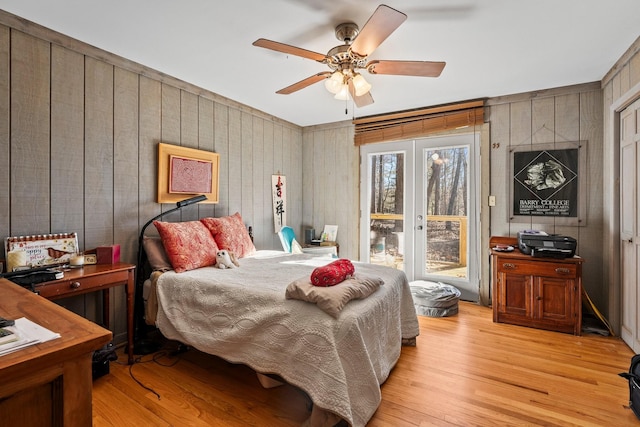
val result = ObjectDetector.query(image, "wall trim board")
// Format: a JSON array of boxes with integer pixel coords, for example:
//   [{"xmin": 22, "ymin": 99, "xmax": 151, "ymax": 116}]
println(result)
[{"xmin": 484, "ymin": 82, "xmax": 601, "ymax": 106}]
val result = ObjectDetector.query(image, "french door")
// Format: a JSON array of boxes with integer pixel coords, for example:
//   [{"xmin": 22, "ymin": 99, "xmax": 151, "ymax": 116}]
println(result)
[{"xmin": 360, "ymin": 133, "xmax": 479, "ymax": 301}]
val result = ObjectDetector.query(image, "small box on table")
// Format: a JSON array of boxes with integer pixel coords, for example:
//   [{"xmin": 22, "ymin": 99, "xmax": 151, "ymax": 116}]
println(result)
[{"xmin": 96, "ymin": 245, "xmax": 120, "ymax": 264}]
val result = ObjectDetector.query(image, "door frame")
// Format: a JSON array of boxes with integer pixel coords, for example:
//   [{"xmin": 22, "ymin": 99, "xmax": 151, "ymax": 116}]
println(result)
[
  {"xmin": 358, "ymin": 125, "xmax": 491, "ymax": 305},
  {"xmin": 609, "ymin": 81, "xmax": 640, "ymax": 335}
]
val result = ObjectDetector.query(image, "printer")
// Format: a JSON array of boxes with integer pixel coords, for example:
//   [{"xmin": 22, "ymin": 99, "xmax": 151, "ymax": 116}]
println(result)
[{"xmin": 517, "ymin": 230, "xmax": 577, "ymax": 259}]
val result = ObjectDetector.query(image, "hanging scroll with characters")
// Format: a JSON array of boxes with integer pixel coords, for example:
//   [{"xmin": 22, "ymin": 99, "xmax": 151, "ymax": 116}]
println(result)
[{"xmin": 272, "ymin": 174, "xmax": 287, "ymax": 232}]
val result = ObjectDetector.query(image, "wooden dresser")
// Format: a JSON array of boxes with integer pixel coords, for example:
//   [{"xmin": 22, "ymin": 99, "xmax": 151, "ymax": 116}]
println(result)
[
  {"xmin": 0, "ymin": 278, "xmax": 112, "ymax": 426},
  {"xmin": 490, "ymin": 236, "xmax": 583, "ymax": 335}
]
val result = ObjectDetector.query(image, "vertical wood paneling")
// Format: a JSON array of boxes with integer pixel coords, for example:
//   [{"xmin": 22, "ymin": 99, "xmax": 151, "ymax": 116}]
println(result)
[
  {"xmin": 198, "ymin": 96, "xmax": 215, "ymax": 219},
  {"xmin": 630, "ymin": 53, "xmax": 640, "ymax": 87},
  {"xmin": 179, "ymin": 90, "xmax": 199, "ymax": 222},
  {"xmin": 555, "ymin": 93, "xmax": 580, "ymax": 142},
  {"xmin": 509, "ymin": 101, "xmax": 532, "ymax": 147},
  {"xmin": 214, "ymin": 103, "xmax": 230, "ymax": 216},
  {"xmin": 252, "ymin": 117, "xmax": 265, "ymax": 243},
  {"xmin": 180, "ymin": 91, "xmax": 198, "ymax": 149},
  {"xmin": 138, "ymin": 76, "xmax": 162, "ymax": 235},
  {"xmin": 10, "ymin": 31, "xmax": 50, "ymax": 236},
  {"xmin": 241, "ymin": 111, "xmax": 253, "ymax": 221},
  {"xmin": 0, "ymin": 26, "xmax": 9, "ymax": 242},
  {"xmin": 487, "ymin": 103, "xmax": 510, "ymax": 231},
  {"xmin": 301, "ymin": 131, "xmax": 314, "ymax": 234},
  {"xmin": 227, "ymin": 108, "xmax": 242, "ymax": 215},
  {"xmin": 160, "ymin": 84, "xmax": 181, "ymax": 221},
  {"xmin": 51, "ymin": 45, "xmax": 84, "ymax": 237},
  {"xmin": 289, "ymin": 127, "xmax": 303, "ymax": 244},
  {"xmin": 113, "ymin": 66, "xmax": 139, "ymax": 339},
  {"xmin": 84, "ymin": 57, "xmax": 114, "ymax": 249},
  {"xmin": 323, "ymin": 129, "xmax": 337, "ymax": 227},
  {"xmin": 531, "ymin": 97, "xmax": 555, "ymax": 143},
  {"xmin": 113, "ymin": 67, "xmax": 139, "ymax": 262},
  {"xmin": 262, "ymin": 120, "xmax": 275, "ymax": 242},
  {"xmin": 334, "ymin": 127, "xmax": 350, "ymax": 257},
  {"xmin": 579, "ymin": 90, "xmax": 604, "ymax": 304},
  {"xmin": 312, "ymin": 132, "xmax": 326, "ymax": 233},
  {"xmin": 619, "ymin": 64, "xmax": 630, "ymax": 95}
]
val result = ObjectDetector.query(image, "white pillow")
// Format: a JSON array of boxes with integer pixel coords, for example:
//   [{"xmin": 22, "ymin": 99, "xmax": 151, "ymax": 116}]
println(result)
[{"xmin": 291, "ymin": 238, "xmax": 303, "ymax": 254}]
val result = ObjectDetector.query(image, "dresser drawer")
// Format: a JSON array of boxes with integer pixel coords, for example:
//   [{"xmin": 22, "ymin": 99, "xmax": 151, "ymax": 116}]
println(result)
[
  {"xmin": 495, "ymin": 258, "xmax": 577, "ymax": 278},
  {"xmin": 36, "ymin": 269, "xmax": 130, "ymax": 299}
]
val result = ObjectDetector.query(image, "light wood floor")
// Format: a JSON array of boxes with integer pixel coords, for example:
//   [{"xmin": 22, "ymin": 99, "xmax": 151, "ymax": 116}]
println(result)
[{"xmin": 93, "ymin": 302, "xmax": 637, "ymax": 426}]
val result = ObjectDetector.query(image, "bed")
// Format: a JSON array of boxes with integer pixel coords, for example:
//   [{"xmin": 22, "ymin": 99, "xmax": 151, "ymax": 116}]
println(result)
[{"xmin": 140, "ymin": 213, "xmax": 419, "ymax": 427}]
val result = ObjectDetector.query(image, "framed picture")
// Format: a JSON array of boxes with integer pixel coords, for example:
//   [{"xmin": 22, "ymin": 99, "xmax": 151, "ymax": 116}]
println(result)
[
  {"xmin": 509, "ymin": 141, "xmax": 586, "ymax": 226},
  {"xmin": 157, "ymin": 143, "xmax": 220, "ymax": 204}
]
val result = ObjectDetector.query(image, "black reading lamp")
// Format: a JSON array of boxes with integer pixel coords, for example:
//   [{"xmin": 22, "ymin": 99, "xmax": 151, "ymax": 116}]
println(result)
[{"xmin": 133, "ymin": 194, "xmax": 207, "ymax": 355}]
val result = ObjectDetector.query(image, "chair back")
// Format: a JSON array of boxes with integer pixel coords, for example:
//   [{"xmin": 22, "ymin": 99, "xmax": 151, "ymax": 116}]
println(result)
[{"xmin": 278, "ymin": 226, "xmax": 296, "ymax": 253}]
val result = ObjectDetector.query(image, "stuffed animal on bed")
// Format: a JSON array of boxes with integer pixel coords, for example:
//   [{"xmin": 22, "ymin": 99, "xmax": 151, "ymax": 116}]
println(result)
[{"xmin": 215, "ymin": 250, "xmax": 240, "ymax": 269}]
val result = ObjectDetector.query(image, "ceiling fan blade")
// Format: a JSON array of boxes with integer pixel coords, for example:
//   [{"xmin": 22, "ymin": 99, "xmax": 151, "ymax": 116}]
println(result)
[
  {"xmin": 348, "ymin": 80, "xmax": 374, "ymax": 107},
  {"xmin": 276, "ymin": 72, "xmax": 331, "ymax": 94},
  {"xmin": 367, "ymin": 60, "xmax": 446, "ymax": 77},
  {"xmin": 349, "ymin": 5, "xmax": 407, "ymax": 57},
  {"xmin": 253, "ymin": 38, "xmax": 327, "ymax": 62}
]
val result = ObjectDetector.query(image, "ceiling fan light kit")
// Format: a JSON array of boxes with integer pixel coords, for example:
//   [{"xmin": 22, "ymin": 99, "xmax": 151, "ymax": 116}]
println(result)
[
  {"xmin": 324, "ymin": 71, "xmax": 345, "ymax": 94},
  {"xmin": 253, "ymin": 4, "xmax": 446, "ymax": 108}
]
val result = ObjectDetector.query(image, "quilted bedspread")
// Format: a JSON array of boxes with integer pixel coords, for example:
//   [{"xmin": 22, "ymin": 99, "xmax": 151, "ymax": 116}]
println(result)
[{"xmin": 154, "ymin": 252, "xmax": 419, "ymax": 427}]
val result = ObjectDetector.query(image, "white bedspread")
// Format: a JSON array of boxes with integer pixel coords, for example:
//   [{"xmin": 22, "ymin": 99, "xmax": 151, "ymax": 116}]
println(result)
[{"xmin": 154, "ymin": 252, "xmax": 419, "ymax": 427}]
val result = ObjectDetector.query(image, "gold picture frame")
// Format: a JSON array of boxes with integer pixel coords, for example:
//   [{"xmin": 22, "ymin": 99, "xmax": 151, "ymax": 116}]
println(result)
[{"xmin": 157, "ymin": 143, "xmax": 220, "ymax": 204}]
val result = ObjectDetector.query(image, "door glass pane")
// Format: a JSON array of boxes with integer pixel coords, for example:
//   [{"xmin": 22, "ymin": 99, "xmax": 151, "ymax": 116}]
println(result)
[
  {"xmin": 369, "ymin": 152, "xmax": 404, "ymax": 270},
  {"xmin": 424, "ymin": 147, "xmax": 468, "ymax": 279}
]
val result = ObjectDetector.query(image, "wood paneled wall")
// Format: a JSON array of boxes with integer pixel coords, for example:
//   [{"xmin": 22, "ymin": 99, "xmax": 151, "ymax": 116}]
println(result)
[
  {"xmin": 0, "ymin": 13, "xmax": 303, "ymax": 343},
  {"xmin": 301, "ymin": 122, "xmax": 359, "ymax": 259},
  {"xmin": 485, "ymin": 83, "xmax": 605, "ymax": 316}
]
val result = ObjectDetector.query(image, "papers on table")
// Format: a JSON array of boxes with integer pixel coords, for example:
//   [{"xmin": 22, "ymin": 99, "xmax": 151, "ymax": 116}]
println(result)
[{"xmin": 0, "ymin": 317, "xmax": 61, "ymax": 356}]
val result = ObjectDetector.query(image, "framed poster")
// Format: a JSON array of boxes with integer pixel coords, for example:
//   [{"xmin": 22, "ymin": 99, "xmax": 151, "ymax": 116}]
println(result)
[
  {"xmin": 509, "ymin": 141, "xmax": 586, "ymax": 226},
  {"xmin": 272, "ymin": 174, "xmax": 286, "ymax": 232},
  {"xmin": 157, "ymin": 143, "xmax": 219, "ymax": 204}
]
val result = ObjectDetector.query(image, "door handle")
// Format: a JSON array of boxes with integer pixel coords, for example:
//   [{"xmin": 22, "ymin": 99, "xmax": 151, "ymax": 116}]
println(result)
[{"xmin": 417, "ymin": 225, "xmax": 423, "ymax": 230}]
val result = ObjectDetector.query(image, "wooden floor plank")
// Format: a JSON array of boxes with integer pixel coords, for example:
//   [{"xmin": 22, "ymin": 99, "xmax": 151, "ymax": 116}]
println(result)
[{"xmin": 93, "ymin": 302, "xmax": 637, "ymax": 426}]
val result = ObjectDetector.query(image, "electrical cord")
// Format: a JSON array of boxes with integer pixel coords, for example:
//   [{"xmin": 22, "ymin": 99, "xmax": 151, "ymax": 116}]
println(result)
[{"xmin": 114, "ymin": 341, "xmax": 189, "ymax": 400}]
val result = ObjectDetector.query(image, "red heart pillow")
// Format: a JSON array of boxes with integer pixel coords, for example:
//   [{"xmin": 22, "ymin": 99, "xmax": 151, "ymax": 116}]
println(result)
[{"xmin": 310, "ymin": 259, "xmax": 355, "ymax": 287}]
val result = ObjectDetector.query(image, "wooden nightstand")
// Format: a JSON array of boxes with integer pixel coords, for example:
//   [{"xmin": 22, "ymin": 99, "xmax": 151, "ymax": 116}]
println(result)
[{"xmin": 33, "ymin": 263, "xmax": 136, "ymax": 364}]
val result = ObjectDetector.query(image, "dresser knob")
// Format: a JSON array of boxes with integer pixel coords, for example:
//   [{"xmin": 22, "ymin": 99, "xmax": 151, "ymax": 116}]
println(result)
[
  {"xmin": 555, "ymin": 268, "xmax": 570, "ymax": 274},
  {"xmin": 502, "ymin": 263, "xmax": 516, "ymax": 269},
  {"xmin": 70, "ymin": 281, "xmax": 81, "ymax": 289}
]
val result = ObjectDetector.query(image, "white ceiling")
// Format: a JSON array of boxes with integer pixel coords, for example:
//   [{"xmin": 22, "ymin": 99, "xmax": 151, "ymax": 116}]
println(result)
[{"xmin": 1, "ymin": 0, "xmax": 639, "ymax": 127}]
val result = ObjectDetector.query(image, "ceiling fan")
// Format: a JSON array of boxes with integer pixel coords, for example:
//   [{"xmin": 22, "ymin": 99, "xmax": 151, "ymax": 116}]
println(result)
[{"xmin": 252, "ymin": 4, "xmax": 446, "ymax": 107}]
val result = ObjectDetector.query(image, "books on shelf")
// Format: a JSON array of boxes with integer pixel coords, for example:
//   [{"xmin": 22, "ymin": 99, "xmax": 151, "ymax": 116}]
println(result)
[{"xmin": 0, "ymin": 317, "xmax": 61, "ymax": 356}]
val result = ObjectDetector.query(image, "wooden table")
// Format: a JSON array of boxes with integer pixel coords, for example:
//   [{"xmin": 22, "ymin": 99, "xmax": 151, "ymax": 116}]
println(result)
[
  {"xmin": 0, "ymin": 278, "xmax": 112, "ymax": 426},
  {"xmin": 33, "ymin": 263, "xmax": 135, "ymax": 364}
]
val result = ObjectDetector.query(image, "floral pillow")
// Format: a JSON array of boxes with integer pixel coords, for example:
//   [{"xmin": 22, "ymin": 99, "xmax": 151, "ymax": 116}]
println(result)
[
  {"xmin": 200, "ymin": 212, "xmax": 256, "ymax": 258},
  {"xmin": 153, "ymin": 220, "xmax": 219, "ymax": 273}
]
